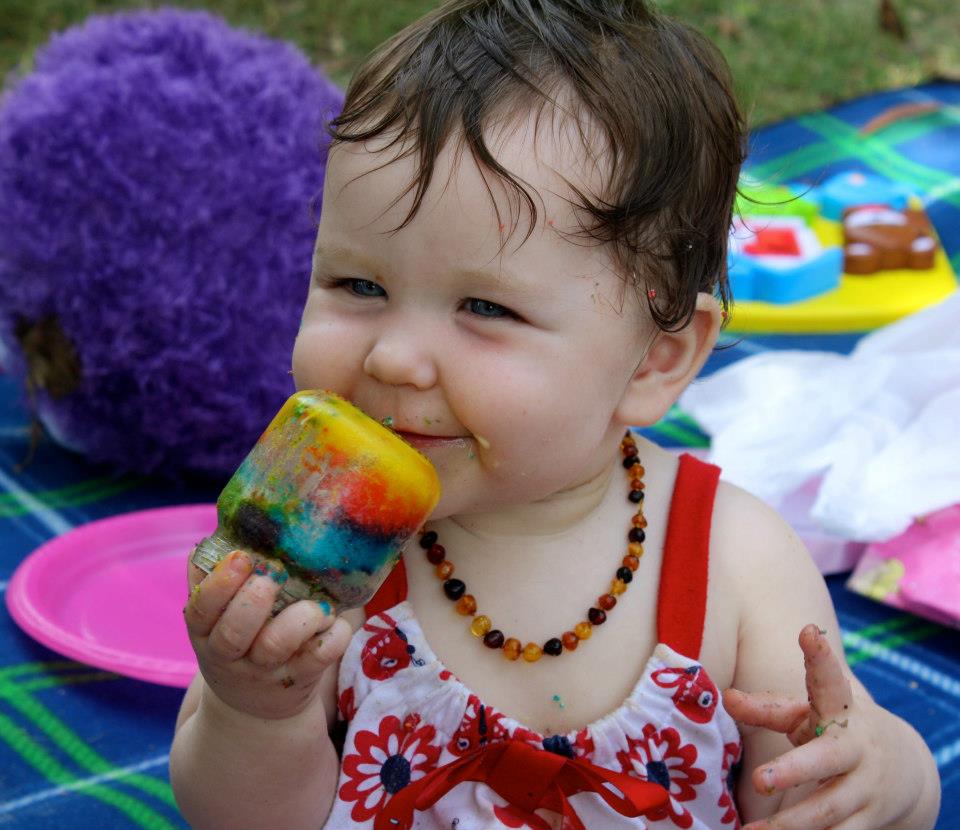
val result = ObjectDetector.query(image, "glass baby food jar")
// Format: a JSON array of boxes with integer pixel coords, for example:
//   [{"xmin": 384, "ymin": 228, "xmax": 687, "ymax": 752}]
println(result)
[{"xmin": 191, "ymin": 391, "xmax": 440, "ymax": 613}]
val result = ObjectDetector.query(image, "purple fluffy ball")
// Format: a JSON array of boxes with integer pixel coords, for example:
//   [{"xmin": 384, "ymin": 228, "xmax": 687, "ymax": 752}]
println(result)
[{"xmin": 0, "ymin": 9, "xmax": 343, "ymax": 478}]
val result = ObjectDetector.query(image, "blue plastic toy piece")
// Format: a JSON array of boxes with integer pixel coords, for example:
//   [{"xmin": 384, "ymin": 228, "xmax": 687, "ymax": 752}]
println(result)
[
  {"xmin": 728, "ymin": 246, "xmax": 843, "ymax": 304},
  {"xmin": 815, "ymin": 172, "xmax": 911, "ymax": 221}
]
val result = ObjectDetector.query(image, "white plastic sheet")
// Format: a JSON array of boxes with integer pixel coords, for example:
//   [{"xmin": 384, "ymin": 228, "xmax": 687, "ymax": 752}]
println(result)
[{"xmin": 681, "ymin": 291, "xmax": 960, "ymax": 541}]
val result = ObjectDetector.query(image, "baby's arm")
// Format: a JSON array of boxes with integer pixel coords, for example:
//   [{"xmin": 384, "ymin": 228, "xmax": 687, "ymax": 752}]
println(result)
[
  {"xmin": 713, "ymin": 485, "xmax": 940, "ymax": 830},
  {"xmin": 168, "ymin": 551, "xmax": 356, "ymax": 830}
]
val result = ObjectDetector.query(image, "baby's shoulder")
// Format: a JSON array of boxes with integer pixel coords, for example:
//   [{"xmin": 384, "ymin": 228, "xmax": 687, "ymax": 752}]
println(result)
[
  {"xmin": 710, "ymin": 479, "xmax": 816, "ymax": 587},
  {"xmin": 707, "ymin": 477, "xmax": 830, "ymax": 626}
]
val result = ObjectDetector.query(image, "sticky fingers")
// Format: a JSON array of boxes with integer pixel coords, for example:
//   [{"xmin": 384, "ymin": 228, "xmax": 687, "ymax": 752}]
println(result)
[
  {"xmin": 287, "ymin": 616, "xmax": 353, "ymax": 677},
  {"xmin": 247, "ymin": 601, "xmax": 335, "ymax": 668},
  {"xmin": 753, "ymin": 727, "xmax": 860, "ymax": 794},
  {"xmin": 800, "ymin": 623, "xmax": 853, "ymax": 720},
  {"xmin": 722, "ymin": 689, "xmax": 810, "ymax": 735},
  {"xmin": 743, "ymin": 776, "xmax": 868, "ymax": 830},
  {"xmin": 205, "ymin": 562, "xmax": 285, "ymax": 660},
  {"xmin": 184, "ymin": 550, "xmax": 253, "ymax": 637}
]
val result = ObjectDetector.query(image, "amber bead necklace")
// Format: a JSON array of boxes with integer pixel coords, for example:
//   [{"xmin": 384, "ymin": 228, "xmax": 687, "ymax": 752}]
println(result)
[{"xmin": 418, "ymin": 431, "xmax": 646, "ymax": 663}]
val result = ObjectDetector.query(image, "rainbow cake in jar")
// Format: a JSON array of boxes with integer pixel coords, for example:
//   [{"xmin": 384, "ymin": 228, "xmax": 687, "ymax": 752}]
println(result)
[{"xmin": 192, "ymin": 391, "xmax": 440, "ymax": 611}]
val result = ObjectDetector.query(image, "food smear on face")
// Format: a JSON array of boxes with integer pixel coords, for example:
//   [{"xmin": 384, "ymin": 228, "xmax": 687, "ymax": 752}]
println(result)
[
  {"xmin": 473, "ymin": 434, "xmax": 491, "ymax": 450},
  {"xmin": 216, "ymin": 391, "xmax": 440, "ymax": 609}
]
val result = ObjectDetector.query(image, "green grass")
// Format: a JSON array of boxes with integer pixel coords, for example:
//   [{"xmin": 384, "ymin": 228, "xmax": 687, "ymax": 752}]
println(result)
[
  {"xmin": 657, "ymin": 0, "xmax": 960, "ymax": 124},
  {"xmin": 2, "ymin": 0, "xmax": 958, "ymax": 125}
]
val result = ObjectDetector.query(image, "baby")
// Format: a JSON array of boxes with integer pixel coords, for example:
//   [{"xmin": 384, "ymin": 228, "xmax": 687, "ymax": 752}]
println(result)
[{"xmin": 170, "ymin": 1, "xmax": 941, "ymax": 828}]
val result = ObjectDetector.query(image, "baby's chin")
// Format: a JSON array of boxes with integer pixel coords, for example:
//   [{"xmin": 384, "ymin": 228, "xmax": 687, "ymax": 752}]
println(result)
[{"xmin": 426, "ymin": 476, "xmax": 586, "ymax": 523}]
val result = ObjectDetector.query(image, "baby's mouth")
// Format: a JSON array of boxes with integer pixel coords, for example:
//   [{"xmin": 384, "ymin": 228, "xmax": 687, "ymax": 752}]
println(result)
[{"xmin": 393, "ymin": 430, "xmax": 473, "ymax": 451}]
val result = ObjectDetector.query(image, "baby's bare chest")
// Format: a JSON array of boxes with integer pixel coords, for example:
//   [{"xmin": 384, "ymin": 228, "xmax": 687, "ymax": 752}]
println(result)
[
  {"xmin": 403, "ymin": 570, "xmax": 737, "ymax": 735},
  {"xmin": 405, "ymin": 593, "xmax": 732, "ymax": 736}
]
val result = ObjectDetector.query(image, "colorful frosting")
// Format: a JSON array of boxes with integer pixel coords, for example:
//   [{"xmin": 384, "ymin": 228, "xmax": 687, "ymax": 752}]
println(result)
[{"xmin": 215, "ymin": 391, "xmax": 440, "ymax": 609}]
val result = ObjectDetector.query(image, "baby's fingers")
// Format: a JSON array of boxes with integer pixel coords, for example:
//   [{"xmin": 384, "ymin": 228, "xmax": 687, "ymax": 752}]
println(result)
[
  {"xmin": 286, "ymin": 616, "xmax": 353, "ymax": 679},
  {"xmin": 723, "ymin": 688, "xmax": 810, "ymax": 735},
  {"xmin": 801, "ymin": 624, "xmax": 853, "ymax": 719},
  {"xmin": 184, "ymin": 550, "xmax": 253, "ymax": 637},
  {"xmin": 753, "ymin": 724, "xmax": 860, "ymax": 794},
  {"xmin": 205, "ymin": 561, "xmax": 283, "ymax": 660},
  {"xmin": 247, "ymin": 601, "xmax": 336, "ymax": 668},
  {"xmin": 743, "ymin": 778, "xmax": 866, "ymax": 830}
]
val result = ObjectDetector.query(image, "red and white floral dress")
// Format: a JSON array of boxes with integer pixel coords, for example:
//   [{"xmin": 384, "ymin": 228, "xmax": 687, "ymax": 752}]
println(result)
[{"xmin": 325, "ymin": 454, "xmax": 742, "ymax": 830}]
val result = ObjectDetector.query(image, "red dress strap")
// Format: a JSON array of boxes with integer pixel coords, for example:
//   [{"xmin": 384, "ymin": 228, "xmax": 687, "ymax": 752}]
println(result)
[
  {"xmin": 364, "ymin": 557, "xmax": 409, "ymax": 618},
  {"xmin": 655, "ymin": 453, "xmax": 721, "ymax": 659}
]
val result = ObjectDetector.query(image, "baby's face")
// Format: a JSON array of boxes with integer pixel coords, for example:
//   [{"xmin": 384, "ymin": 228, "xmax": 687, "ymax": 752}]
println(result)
[{"xmin": 293, "ymin": 115, "xmax": 655, "ymax": 517}]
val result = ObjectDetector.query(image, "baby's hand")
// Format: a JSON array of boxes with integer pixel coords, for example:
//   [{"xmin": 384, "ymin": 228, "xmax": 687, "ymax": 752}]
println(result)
[
  {"xmin": 184, "ymin": 550, "xmax": 351, "ymax": 723},
  {"xmin": 724, "ymin": 624, "xmax": 927, "ymax": 830}
]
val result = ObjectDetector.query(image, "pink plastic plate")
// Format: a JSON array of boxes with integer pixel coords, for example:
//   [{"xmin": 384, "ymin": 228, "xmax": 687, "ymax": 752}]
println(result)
[
  {"xmin": 848, "ymin": 504, "xmax": 960, "ymax": 628},
  {"xmin": 6, "ymin": 504, "xmax": 215, "ymax": 687}
]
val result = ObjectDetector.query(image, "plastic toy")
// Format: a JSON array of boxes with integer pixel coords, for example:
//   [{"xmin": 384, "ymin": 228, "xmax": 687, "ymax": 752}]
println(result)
[
  {"xmin": 816, "ymin": 171, "xmax": 912, "ymax": 221},
  {"xmin": 727, "ymin": 216, "xmax": 843, "ymax": 304},
  {"xmin": 842, "ymin": 205, "xmax": 937, "ymax": 274},
  {"xmin": 726, "ymin": 171, "xmax": 955, "ymax": 332}
]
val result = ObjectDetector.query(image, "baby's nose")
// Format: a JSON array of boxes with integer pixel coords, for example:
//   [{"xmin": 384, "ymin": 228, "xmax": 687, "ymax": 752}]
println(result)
[{"xmin": 362, "ymin": 327, "xmax": 438, "ymax": 390}]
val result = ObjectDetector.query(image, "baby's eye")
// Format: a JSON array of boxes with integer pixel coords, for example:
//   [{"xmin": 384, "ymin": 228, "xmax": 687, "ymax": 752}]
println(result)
[
  {"xmin": 346, "ymin": 278, "xmax": 386, "ymax": 298},
  {"xmin": 464, "ymin": 298, "xmax": 514, "ymax": 319}
]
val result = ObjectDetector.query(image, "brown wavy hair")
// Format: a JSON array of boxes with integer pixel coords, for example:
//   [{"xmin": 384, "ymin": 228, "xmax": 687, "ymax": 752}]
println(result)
[{"xmin": 328, "ymin": 0, "xmax": 747, "ymax": 331}]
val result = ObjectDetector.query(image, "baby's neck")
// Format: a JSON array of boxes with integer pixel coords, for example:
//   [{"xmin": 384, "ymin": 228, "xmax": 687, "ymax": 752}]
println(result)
[{"xmin": 446, "ymin": 454, "xmax": 621, "ymax": 544}]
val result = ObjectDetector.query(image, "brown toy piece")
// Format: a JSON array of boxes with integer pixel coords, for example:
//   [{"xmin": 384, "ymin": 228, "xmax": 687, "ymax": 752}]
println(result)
[{"xmin": 842, "ymin": 205, "xmax": 937, "ymax": 275}]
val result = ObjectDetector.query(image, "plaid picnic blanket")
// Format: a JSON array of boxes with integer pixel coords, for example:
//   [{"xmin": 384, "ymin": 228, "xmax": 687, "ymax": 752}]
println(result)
[
  {"xmin": 2, "ymin": 82, "xmax": 960, "ymax": 829},
  {"xmin": 746, "ymin": 79, "xmax": 960, "ymax": 275}
]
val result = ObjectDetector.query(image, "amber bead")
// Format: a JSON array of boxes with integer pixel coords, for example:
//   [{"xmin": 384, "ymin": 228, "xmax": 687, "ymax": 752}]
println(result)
[
  {"xmin": 443, "ymin": 579, "xmax": 466, "ymax": 600},
  {"xmin": 435, "ymin": 560, "xmax": 455, "ymax": 579},
  {"xmin": 561, "ymin": 631, "xmax": 580, "ymax": 651},
  {"xmin": 622, "ymin": 443, "xmax": 638, "ymax": 457},
  {"xmin": 623, "ymin": 455, "xmax": 640, "ymax": 469},
  {"xmin": 588, "ymin": 607, "xmax": 607, "ymax": 625},
  {"xmin": 610, "ymin": 578, "xmax": 627, "ymax": 595},
  {"xmin": 483, "ymin": 629, "xmax": 505, "ymax": 648},
  {"xmin": 426, "ymin": 544, "xmax": 446, "ymax": 565},
  {"xmin": 522, "ymin": 642, "xmax": 543, "ymax": 662},
  {"xmin": 627, "ymin": 542, "xmax": 644, "ymax": 558},
  {"xmin": 471, "ymin": 615, "xmax": 492, "ymax": 637},
  {"xmin": 623, "ymin": 554, "xmax": 640, "ymax": 571},
  {"xmin": 419, "ymin": 531, "xmax": 438, "ymax": 548},
  {"xmin": 633, "ymin": 466, "xmax": 646, "ymax": 478},
  {"xmin": 503, "ymin": 638, "xmax": 522, "ymax": 660},
  {"xmin": 616, "ymin": 566, "xmax": 634, "ymax": 584},
  {"xmin": 543, "ymin": 638, "xmax": 563, "ymax": 656},
  {"xmin": 628, "ymin": 527, "xmax": 646, "ymax": 544},
  {"xmin": 456, "ymin": 594, "xmax": 477, "ymax": 615},
  {"xmin": 574, "ymin": 621, "xmax": 593, "ymax": 640},
  {"xmin": 628, "ymin": 490, "xmax": 644, "ymax": 503},
  {"xmin": 632, "ymin": 515, "xmax": 648, "ymax": 528},
  {"xmin": 598, "ymin": 593, "xmax": 617, "ymax": 611}
]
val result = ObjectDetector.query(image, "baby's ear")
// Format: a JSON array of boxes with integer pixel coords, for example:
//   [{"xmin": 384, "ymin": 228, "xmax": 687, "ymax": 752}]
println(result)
[{"xmin": 614, "ymin": 293, "xmax": 722, "ymax": 428}]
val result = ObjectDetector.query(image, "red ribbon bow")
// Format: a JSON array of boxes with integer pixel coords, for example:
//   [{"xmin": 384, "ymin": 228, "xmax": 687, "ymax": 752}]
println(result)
[{"xmin": 375, "ymin": 739, "xmax": 668, "ymax": 830}]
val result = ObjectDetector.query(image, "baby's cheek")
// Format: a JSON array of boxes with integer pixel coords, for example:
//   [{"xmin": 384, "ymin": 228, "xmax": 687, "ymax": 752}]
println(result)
[{"xmin": 291, "ymin": 321, "xmax": 354, "ymax": 392}]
